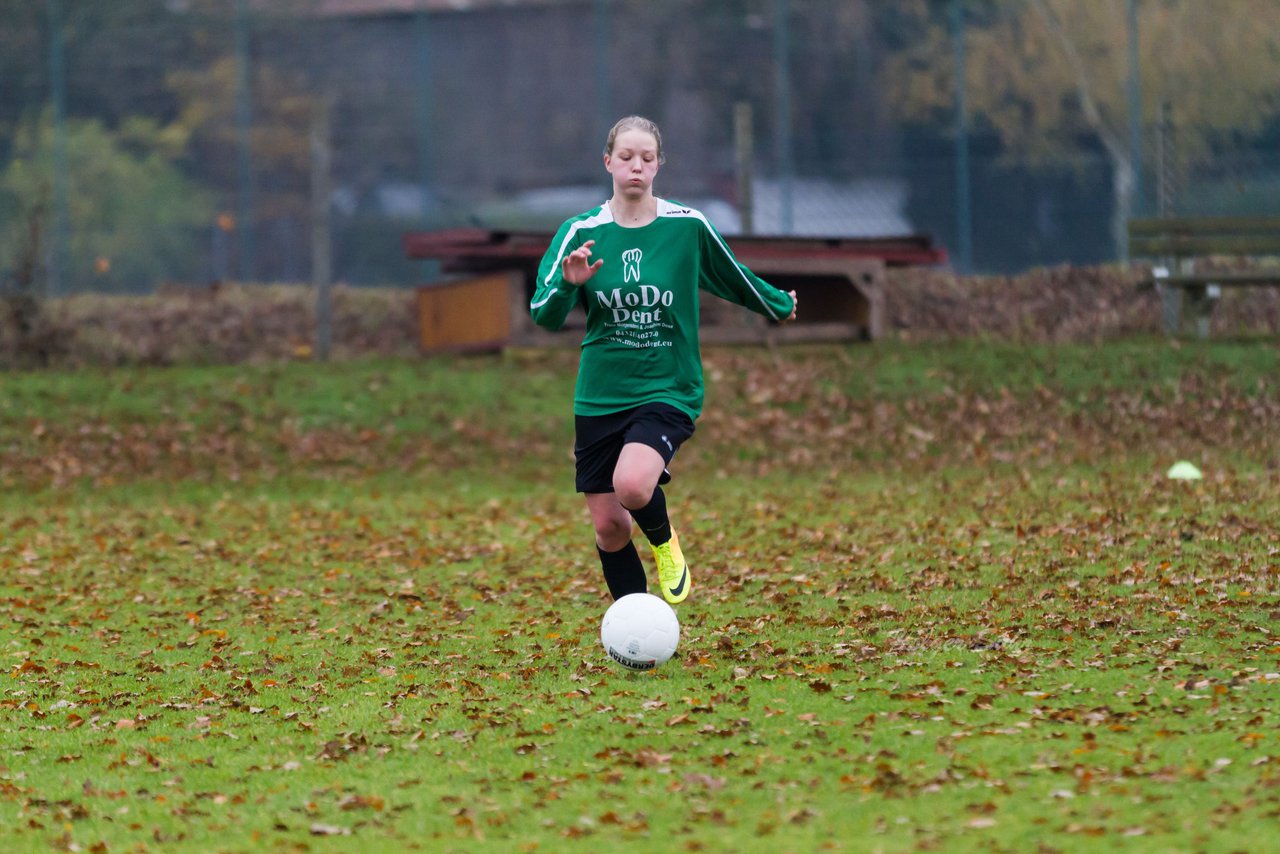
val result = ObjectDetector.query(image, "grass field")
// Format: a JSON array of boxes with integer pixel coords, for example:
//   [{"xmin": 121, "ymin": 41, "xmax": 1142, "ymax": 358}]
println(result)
[{"xmin": 3, "ymin": 339, "xmax": 1278, "ymax": 853}]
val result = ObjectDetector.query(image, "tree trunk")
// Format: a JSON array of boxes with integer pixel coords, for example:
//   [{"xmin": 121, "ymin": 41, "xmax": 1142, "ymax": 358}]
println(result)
[
  {"xmin": 1111, "ymin": 152, "xmax": 1135, "ymax": 262},
  {"xmin": 1031, "ymin": 0, "xmax": 1135, "ymax": 262}
]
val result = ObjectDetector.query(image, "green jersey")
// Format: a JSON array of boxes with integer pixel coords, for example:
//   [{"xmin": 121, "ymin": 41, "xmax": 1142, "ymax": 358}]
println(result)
[{"xmin": 531, "ymin": 199, "xmax": 795, "ymax": 419}]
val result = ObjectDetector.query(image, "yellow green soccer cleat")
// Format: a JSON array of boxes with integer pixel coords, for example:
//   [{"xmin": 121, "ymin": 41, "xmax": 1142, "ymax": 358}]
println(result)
[{"xmin": 651, "ymin": 530, "xmax": 690, "ymax": 604}]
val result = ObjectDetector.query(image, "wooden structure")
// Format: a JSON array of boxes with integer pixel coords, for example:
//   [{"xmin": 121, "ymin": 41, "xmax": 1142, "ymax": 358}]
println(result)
[
  {"xmin": 415, "ymin": 271, "xmax": 523, "ymax": 353},
  {"xmin": 405, "ymin": 228, "xmax": 946, "ymax": 352},
  {"xmin": 1129, "ymin": 216, "xmax": 1280, "ymax": 337}
]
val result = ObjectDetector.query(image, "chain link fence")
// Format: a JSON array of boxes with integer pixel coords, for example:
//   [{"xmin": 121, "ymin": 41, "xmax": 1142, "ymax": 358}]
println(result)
[{"xmin": 2, "ymin": 0, "xmax": 1278, "ymax": 297}]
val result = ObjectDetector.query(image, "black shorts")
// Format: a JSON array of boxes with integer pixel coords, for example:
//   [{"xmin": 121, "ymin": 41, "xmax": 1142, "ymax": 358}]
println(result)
[{"xmin": 574, "ymin": 403, "xmax": 696, "ymax": 494}]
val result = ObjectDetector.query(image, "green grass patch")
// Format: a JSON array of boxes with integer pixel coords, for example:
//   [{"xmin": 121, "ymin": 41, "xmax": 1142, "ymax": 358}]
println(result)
[{"xmin": 3, "ymin": 341, "xmax": 1279, "ymax": 852}]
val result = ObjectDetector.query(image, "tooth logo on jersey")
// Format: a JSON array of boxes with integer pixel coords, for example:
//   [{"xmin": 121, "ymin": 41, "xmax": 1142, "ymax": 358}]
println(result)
[
  {"xmin": 622, "ymin": 248, "xmax": 643, "ymax": 283},
  {"xmin": 594, "ymin": 248, "xmax": 675, "ymax": 341}
]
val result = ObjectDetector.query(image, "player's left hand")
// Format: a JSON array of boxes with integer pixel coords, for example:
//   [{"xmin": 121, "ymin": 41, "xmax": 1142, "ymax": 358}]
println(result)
[{"xmin": 783, "ymin": 290, "xmax": 798, "ymax": 322}]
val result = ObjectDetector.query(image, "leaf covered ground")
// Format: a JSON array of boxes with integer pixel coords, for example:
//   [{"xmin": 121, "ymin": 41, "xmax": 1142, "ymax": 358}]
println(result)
[
  {"xmin": 6, "ymin": 264, "xmax": 1279, "ymax": 369},
  {"xmin": 2, "ymin": 339, "xmax": 1278, "ymax": 853}
]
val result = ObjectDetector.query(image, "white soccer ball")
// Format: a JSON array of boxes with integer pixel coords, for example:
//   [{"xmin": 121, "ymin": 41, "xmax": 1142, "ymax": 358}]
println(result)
[{"xmin": 600, "ymin": 593, "xmax": 680, "ymax": 671}]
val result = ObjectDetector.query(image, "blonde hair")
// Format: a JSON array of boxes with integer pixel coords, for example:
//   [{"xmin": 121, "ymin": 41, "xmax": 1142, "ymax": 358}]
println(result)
[{"xmin": 604, "ymin": 116, "xmax": 665, "ymax": 164}]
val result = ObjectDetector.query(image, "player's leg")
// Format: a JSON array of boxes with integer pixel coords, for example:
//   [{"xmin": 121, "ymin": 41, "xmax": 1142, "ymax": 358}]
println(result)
[
  {"xmin": 585, "ymin": 492, "xmax": 646, "ymax": 599},
  {"xmin": 614, "ymin": 441, "xmax": 689, "ymax": 605},
  {"xmin": 576, "ymin": 410, "xmax": 648, "ymax": 600},
  {"xmin": 612, "ymin": 442, "xmax": 668, "ymax": 536},
  {"xmin": 613, "ymin": 404, "xmax": 695, "ymax": 543}
]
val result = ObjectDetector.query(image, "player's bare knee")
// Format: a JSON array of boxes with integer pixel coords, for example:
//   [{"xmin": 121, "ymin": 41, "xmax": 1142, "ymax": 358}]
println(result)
[
  {"xmin": 612, "ymin": 467, "xmax": 654, "ymax": 509},
  {"xmin": 594, "ymin": 517, "xmax": 632, "ymax": 551},
  {"xmin": 614, "ymin": 479, "xmax": 652, "ymax": 511}
]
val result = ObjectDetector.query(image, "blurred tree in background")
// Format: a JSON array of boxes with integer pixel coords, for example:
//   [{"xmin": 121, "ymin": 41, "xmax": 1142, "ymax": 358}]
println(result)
[
  {"xmin": 881, "ymin": 0, "xmax": 1280, "ymax": 253},
  {"xmin": 167, "ymin": 57, "xmax": 316, "ymax": 233},
  {"xmin": 0, "ymin": 113, "xmax": 213, "ymax": 292}
]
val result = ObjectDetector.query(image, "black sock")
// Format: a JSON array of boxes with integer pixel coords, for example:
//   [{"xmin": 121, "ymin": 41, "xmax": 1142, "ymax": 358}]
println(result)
[
  {"xmin": 625, "ymin": 486, "xmax": 672, "ymax": 547},
  {"xmin": 597, "ymin": 541, "xmax": 647, "ymax": 600}
]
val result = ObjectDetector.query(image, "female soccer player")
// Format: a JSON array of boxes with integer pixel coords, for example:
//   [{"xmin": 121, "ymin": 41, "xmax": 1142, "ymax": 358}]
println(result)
[{"xmin": 530, "ymin": 116, "xmax": 797, "ymax": 604}]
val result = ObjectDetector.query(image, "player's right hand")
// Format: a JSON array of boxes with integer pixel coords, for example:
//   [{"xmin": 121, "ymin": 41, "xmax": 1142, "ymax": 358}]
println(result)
[{"xmin": 562, "ymin": 240, "xmax": 604, "ymax": 285}]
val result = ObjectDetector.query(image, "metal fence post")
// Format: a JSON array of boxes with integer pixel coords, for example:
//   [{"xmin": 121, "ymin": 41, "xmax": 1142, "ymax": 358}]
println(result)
[
  {"xmin": 735, "ymin": 102, "xmax": 755, "ymax": 236},
  {"xmin": 414, "ymin": 10, "xmax": 432, "ymax": 215},
  {"xmin": 311, "ymin": 93, "xmax": 333, "ymax": 362},
  {"xmin": 950, "ymin": 0, "xmax": 972, "ymax": 274},
  {"xmin": 1156, "ymin": 101, "xmax": 1176, "ymax": 218},
  {"xmin": 235, "ymin": 0, "xmax": 255, "ymax": 282},
  {"xmin": 595, "ymin": 0, "xmax": 613, "ymax": 143},
  {"xmin": 1126, "ymin": 0, "xmax": 1143, "ymax": 218},
  {"xmin": 774, "ymin": 0, "xmax": 793, "ymax": 235},
  {"xmin": 47, "ymin": 0, "xmax": 71, "ymax": 296}
]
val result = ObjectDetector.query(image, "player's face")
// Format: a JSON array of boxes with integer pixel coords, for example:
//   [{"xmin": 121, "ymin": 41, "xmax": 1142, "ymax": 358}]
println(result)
[{"xmin": 605, "ymin": 130, "xmax": 661, "ymax": 199}]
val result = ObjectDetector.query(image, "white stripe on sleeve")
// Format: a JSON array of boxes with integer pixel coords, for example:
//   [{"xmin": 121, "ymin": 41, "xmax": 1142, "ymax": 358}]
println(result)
[{"xmin": 661, "ymin": 203, "xmax": 782, "ymax": 321}]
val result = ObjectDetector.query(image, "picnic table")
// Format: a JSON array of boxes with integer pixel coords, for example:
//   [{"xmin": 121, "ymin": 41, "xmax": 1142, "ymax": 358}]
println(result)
[{"xmin": 1128, "ymin": 216, "xmax": 1280, "ymax": 337}]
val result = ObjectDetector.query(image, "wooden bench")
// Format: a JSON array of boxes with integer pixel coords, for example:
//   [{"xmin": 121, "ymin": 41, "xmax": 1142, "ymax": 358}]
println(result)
[{"xmin": 1128, "ymin": 216, "xmax": 1280, "ymax": 337}]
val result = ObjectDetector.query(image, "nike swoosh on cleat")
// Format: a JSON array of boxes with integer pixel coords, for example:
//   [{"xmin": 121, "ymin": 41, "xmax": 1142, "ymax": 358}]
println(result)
[{"xmin": 667, "ymin": 567, "xmax": 688, "ymax": 598}]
